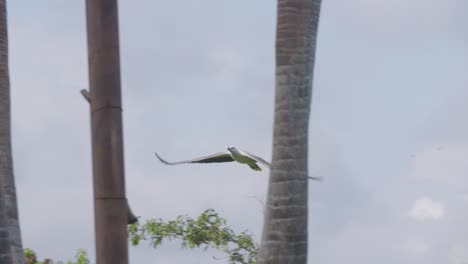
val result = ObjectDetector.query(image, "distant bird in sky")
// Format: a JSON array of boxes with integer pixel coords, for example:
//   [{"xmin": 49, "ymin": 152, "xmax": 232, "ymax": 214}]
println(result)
[{"xmin": 154, "ymin": 146, "xmax": 321, "ymax": 180}]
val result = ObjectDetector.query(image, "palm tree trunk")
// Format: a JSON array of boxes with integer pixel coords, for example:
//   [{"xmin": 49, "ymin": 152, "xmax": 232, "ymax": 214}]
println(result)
[
  {"xmin": 86, "ymin": 0, "xmax": 129, "ymax": 263},
  {"xmin": 258, "ymin": 0, "xmax": 322, "ymax": 263},
  {"xmin": 0, "ymin": 1, "xmax": 25, "ymax": 263}
]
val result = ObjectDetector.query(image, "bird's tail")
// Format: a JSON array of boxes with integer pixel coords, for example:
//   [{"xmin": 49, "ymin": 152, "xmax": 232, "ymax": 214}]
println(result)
[{"xmin": 248, "ymin": 163, "xmax": 262, "ymax": 171}]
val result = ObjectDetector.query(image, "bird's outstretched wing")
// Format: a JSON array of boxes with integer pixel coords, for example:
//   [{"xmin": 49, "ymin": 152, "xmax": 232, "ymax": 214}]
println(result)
[
  {"xmin": 241, "ymin": 150, "xmax": 271, "ymax": 167},
  {"xmin": 241, "ymin": 150, "xmax": 322, "ymax": 181},
  {"xmin": 154, "ymin": 151, "xmax": 234, "ymax": 165}
]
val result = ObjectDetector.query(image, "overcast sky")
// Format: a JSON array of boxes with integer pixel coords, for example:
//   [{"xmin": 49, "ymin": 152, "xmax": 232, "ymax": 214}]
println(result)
[{"xmin": 6, "ymin": 0, "xmax": 468, "ymax": 263}]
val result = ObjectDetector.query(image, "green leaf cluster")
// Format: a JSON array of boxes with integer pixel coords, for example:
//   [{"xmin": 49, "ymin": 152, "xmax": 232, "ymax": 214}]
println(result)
[
  {"xmin": 24, "ymin": 248, "xmax": 89, "ymax": 264},
  {"xmin": 24, "ymin": 210, "xmax": 257, "ymax": 264},
  {"xmin": 128, "ymin": 209, "xmax": 258, "ymax": 264}
]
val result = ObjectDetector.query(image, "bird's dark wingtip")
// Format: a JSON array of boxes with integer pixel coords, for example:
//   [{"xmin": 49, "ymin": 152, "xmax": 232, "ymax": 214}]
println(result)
[
  {"xmin": 308, "ymin": 176, "xmax": 323, "ymax": 181},
  {"xmin": 154, "ymin": 152, "xmax": 170, "ymax": 165}
]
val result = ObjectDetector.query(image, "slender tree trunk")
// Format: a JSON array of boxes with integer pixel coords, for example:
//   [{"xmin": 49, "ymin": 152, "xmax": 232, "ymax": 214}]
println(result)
[
  {"xmin": 86, "ymin": 0, "xmax": 129, "ymax": 263},
  {"xmin": 258, "ymin": 0, "xmax": 322, "ymax": 263},
  {"xmin": 0, "ymin": 1, "xmax": 25, "ymax": 264}
]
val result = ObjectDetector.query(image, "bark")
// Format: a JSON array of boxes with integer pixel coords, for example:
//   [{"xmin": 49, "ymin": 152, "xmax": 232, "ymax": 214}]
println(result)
[
  {"xmin": 0, "ymin": 0, "xmax": 25, "ymax": 263},
  {"xmin": 258, "ymin": 0, "xmax": 322, "ymax": 263},
  {"xmin": 80, "ymin": 89, "xmax": 137, "ymax": 225},
  {"xmin": 0, "ymin": 199, "xmax": 12, "ymax": 264},
  {"xmin": 86, "ymin": 0, "xmax": 129, "ymax": 263}
]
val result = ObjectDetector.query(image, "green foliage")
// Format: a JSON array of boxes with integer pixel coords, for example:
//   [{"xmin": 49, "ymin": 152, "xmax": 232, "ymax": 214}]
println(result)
[
  {"xmin": 24, "ymin": 248, "xmax": 39, "ymax": 264},
  {"xmin": 24, "ymin": 248, "xmax": 89, "ymax": 264},
  {"xmin": 24, "ymin": 210, "xmax": 256, "ymax": 264},
  {"xmin": 66, "ymin": 249, "xmax": 90, "ymax": 264},
  {"xmin": 128, "ymin": 209, "xmax": 258, "ymax": 264}
]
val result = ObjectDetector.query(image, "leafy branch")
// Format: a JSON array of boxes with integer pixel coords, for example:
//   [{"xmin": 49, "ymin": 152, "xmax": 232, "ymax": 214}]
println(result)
[
  {"xmin": 24, "ymin": 248, "xmax": 89, "ymax": 264},
  {"xmin": 128, "ymin": 209, "xmax": 258, "ymax": 264}
]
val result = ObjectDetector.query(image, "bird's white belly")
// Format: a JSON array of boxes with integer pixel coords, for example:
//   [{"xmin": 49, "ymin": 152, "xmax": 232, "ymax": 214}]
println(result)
[{"xmin": 230, "ymin": 152, "xmax": 253, "ymax": 164}]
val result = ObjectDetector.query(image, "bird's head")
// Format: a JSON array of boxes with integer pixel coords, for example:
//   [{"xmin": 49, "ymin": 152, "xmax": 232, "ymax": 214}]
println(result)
[{"xmin": 227, "ymin": 146, "xmax": 237, "ymax": 153}]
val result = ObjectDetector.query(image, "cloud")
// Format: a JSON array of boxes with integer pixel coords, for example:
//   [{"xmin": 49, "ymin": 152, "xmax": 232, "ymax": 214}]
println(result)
[
  {"xmin": 410, "ymin": 144, "xmax": 468, "ymax": 184},
  {"xmin": 402, "ymin": 237, "xmax": 429, "ymax": 255},
  {"xmin": 449, "ymin": 241, "xmax": 468, "ymax": 264},
  {"xmin": 457, "ymin": 194, "xmax": 468, "ymax": 202},
  {"xmin": 310, "ymin": 224, "xmax": 402, "ymax": 264},
  {"xmin": 332, "ymin": 0, "xmax": 463, "ymax": 34},
  {"xmin": 409, "ymin": 197, "xmax": 444, "ymax": 221}
]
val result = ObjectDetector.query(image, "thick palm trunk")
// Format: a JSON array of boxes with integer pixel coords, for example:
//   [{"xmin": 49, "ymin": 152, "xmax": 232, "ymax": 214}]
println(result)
[
  {"xmin": 0, "ymin": 1, "xmax": 25, "ymax": 263},
  {"xmin": 258, "ymin": 0, "xmax": 322, "ymax": 263},
  {"xmin": 86, "ymin": 1, "xmax": 129, "ymax": 263}
]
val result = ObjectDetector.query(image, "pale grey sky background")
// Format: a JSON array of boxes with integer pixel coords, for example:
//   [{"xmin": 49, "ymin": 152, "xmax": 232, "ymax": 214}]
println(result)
[{"xmin": 7, "ymin": 0, "xmax": 468, "ymax": 263}]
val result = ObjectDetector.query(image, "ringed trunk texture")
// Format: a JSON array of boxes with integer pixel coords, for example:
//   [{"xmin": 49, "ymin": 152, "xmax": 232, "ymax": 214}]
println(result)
[
  {"xmin": 86, "ymin": 0, "xmax": 129, "ymax": 263},
  {"xmin": 0, "ymin": 0, "xmax": 25, "ymax": 263},
  {"xmin": 258, "ymin": 0, "xmax": 322, "ymax": 263}
]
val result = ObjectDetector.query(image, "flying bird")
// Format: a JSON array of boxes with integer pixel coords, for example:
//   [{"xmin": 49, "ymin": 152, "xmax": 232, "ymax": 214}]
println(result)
[{"xmin": 154, "ymin": 146, "xmax": 321, "ymax": 180}]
